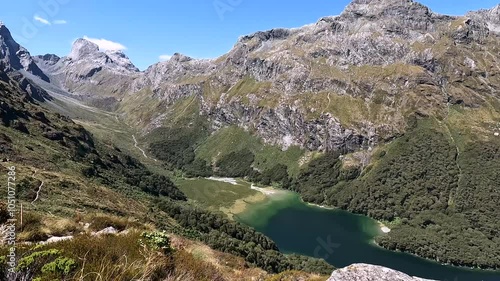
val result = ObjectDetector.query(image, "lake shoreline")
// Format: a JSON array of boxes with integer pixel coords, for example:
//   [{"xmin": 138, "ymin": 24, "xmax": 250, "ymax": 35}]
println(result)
[
  {"xmin": 221, "ymin": 192, "xmax": 267, "ymax": 220},
  {"xmin": 237, "ymin": 186, "xmax": 500, "ymax": 280},
  {"xmin": 202, "ymin": 177, "xmax": 500, "ymax": 276},
  {"xmin": 203, "ymin": 177, "xmax": 286, "ymax": 219},
  {"xmin": 378, "ymin": 222, "xmax": 391, "ymax": 233}
]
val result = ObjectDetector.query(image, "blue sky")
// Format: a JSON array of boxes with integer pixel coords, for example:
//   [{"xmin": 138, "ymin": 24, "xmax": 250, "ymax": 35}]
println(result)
[{"xmin": 0, "ymin": 0, "xmax": 498, "ymax": 70}]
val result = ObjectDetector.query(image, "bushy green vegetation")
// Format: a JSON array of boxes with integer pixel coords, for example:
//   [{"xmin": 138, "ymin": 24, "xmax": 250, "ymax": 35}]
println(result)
[
  {"xmin": 148, "ymin": 121, "xmax": 209, "ymax": 171},
  {"xmin": 330, "ymin": 120, "xmax": 459, "ymax": 219},
  {"xmin": 254, "ymin": 146, "xmax": 305, "ymax": 178},
  {"xmin": 148, "ymin": 125, "xmax": 301, "ymax": 186},
  {"xmin": 156, "ymin": 198, "xmax": 333, "ymax": 274},
  {"xmin": 4, "ymin": 247, "xmax": 76, "ymax": 281},
  {"xmin": 124, "ymin": 169, "xmax": 186, "ymax": 200},
  {"xmin": 141, "ymin": 231, "xmax": 173, "ymax": 254},
  {"xmin": 249, "ymin": 164, "xmax": 292, "ymax": 188},
  {"xmin": 374, "ymin": 137, "xmax": 500, "ymax": 269},
  {"xmin": 184, "ymin": 158, "xmax": 213, "ymax": 177},
  {"xmin": 215, "ymin": 149, "xmax": 255, "ymax": 177},
  {"xmin": 290, "ymin": 151, "xmax": 358, "ymax": 204},
  {"xmin": 79, "ymin": 140, "xmax": 187, "ymax": 201},
  {"xmin": 148, "ymin": 122, "xmax": 221, "ymax": 177},
  {"xmin": 195, "ymin": 126, "xmax": 262, "ymax": 162}
]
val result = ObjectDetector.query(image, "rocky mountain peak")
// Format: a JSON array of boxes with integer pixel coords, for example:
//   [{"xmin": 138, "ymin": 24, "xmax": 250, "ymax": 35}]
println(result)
[
  {"xmin": 33, "ymin": 54, "xmax": 61, "ymax": 70},
  {"xmin": 30, "ymin": 35, "xmax": 139, "ymax": 103},
  {"xmin": 0, "ymin": 22, "xmax": 49, "ymax": 82},
  {"xmin": 336, "ymin": 0, "xmax": 448, "ymax": 39},
  {"xmin": 238, "ymin": 28, "xmax": 292, "ymax": 43},
  {"xmin": 342, "ymin": 0, "xmax": 431, "ymax": 20},
  {"xmin": 0, "ymin": 21, "xmax": 9, "ymax": 34},
  {"xmin": 467, "ymin": 4, "xmax": 500, "ymax": 33},
  {"xmin": 65, "ymin": 38, "xmax": 138, "ymax": 72},
  {"xmin": 104, "ymin": 50, "xmax": 139, "ymax": 72},
  {"xmin": 69, "ymin": 38, "xmax": 100, "ymax": 60},
  {"xmin": 170, "ymin": 53, "xmax": 193, "ymax": 63},
  {"xmin": 38, "ymin": 54, "xmax": 60, "ymax": 63}
]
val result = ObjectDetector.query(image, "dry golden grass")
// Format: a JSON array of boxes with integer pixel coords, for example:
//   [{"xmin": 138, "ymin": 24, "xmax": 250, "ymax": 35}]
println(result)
[
  {"xmin": 84, "ymin": 213, "xmax": 144, "ymax": 232},
  {"xmin": 170, "ymin": 234, "xmax": 268, "ymax": 281},
  {"xmin": 265, "ymin": 270, "xmax": 328, "ymax": 281}
]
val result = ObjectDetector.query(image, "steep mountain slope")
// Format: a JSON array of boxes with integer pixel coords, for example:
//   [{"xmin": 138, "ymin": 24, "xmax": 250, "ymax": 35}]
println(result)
[
  {"xmin": 0, "ymin": 23, "xmax": 49, "ymax": 82},
  {"xmin": 0, "ymin": 23, "xmax": 52, "ymax": 102},
  {"xmin": 467, "ymin": 4, "xmax": 500, "ymax": 33}
]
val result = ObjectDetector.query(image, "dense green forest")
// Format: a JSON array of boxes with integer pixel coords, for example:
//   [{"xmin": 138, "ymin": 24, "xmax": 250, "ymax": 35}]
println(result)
[
  {"xmin": 148, "ymin": 126, "xmax": 294, "ymax": 187},
  {"xmin": 81, "ymin": 145, "xmax": 187, "ymax": 201}
]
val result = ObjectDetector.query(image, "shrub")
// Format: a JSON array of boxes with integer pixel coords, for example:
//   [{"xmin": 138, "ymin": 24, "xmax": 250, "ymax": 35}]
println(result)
[
  {"xmin": 141, "ymin": 231, "xmax": 173, "ymax": 254},
  {"xmin": 11, "ymin": 248, "xmax": 76, "ymax": 281},
  {"xmin": 215, "ymin": 149, "xmax": 255, "ymax": 177}
]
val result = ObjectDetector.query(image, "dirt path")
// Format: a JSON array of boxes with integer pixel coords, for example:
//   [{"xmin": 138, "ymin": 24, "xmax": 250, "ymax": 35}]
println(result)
[
  {"xmin": 31, "ymin": 181, "xmax": 44, "ymax": 206},
  {"xmin": 132, "ymin": 135, "xmax": 148, "ymax": 159}
]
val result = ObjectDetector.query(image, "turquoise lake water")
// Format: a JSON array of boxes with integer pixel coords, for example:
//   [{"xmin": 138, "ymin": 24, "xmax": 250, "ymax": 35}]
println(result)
[{"xmin": 237, "ymin": 192, "xmax": 500, "ymax": 281}]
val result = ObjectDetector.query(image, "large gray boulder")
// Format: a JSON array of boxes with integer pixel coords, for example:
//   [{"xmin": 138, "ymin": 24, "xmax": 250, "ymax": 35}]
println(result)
[{"xmin": 327, "ymin": 264, "xmax": 435, "ymax": 281}]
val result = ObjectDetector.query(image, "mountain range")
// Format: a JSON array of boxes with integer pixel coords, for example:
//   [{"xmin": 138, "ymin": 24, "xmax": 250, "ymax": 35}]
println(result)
[{"xmin": 30, "ymin": 0, "xmax": 500, "ymax": 151}]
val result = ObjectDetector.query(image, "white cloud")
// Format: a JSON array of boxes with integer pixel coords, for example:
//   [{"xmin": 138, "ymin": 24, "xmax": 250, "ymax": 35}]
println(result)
[
  {"xmin": 159, "ymin": 54, "xmax": 172, "ymax": 61},
  {"xmin": 34, "ymin": 15, "xmax": 51, "ymax": 25},
  {"xmin": 83, "ymin": 36, "xmax": 127, "ymax": 51},
  {"xmin": 53, "ymin": 20, "xmax": 67, "ymax": 25}
]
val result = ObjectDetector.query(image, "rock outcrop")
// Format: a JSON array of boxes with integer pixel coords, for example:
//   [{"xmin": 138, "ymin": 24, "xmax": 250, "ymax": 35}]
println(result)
[
  {"xmin": 467, "ymin": 5, "xmax": 500, "ymax": 34},
  {"xmin": 0, "ymin": 22, "xmax": 49, "ymax": 82},
  {"xmin": 0, "ymin": 23, "xmax": 51, "ymax": 101},
  {"xmin": 327, "ymin": 264, "xmax": 435, "ymax": 281}
]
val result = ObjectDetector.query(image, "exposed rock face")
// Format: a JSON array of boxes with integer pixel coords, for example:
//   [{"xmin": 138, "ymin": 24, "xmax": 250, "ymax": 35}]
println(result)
[
  {"xmin": 166, "ymin": 0, "xmax": 497, "ymax": 151},
  {"xmin": 467, "ymin": 5, "xmax": 500, "ymax": 33},
  {"xmin": 34, "ymin": 38, "xmax": 140, "ymax": 109},
  {"xmin": 0, "ymin": 23, "xmax": 51, "ymax": 101},
  {"xmin": 30, "ymin": 1, "xmax": 500, "ymax": 152},
  {"xmin": 69, "ymin": 38, "xmax": 100, "ymax": 60},
  {"xmin": 327, "ymin": 264, "xmax": 435, "ymax": 281},
  {"xmin": 342, "ymin": 0, "xmax": 436, "ymax": 34},
  {"xmin": 0, "ymin": 23, "xmax": 49, "ymax": 82},
  {"xmin": 34, "ymin": 54, "xmax": 60, "ymax": 68},
  {"xmin": 141, "ymin": 53, "xmax": 216, "ymax": 91},
  {"xmin": 206, "ymin": 101, "xmax": 374, "ymax": 150}
]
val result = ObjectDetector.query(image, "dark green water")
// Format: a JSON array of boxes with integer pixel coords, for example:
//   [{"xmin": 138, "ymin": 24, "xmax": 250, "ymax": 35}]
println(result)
[{"xmin": 237, "ymin": 192, "xmax": 500, "ymax": 281}]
